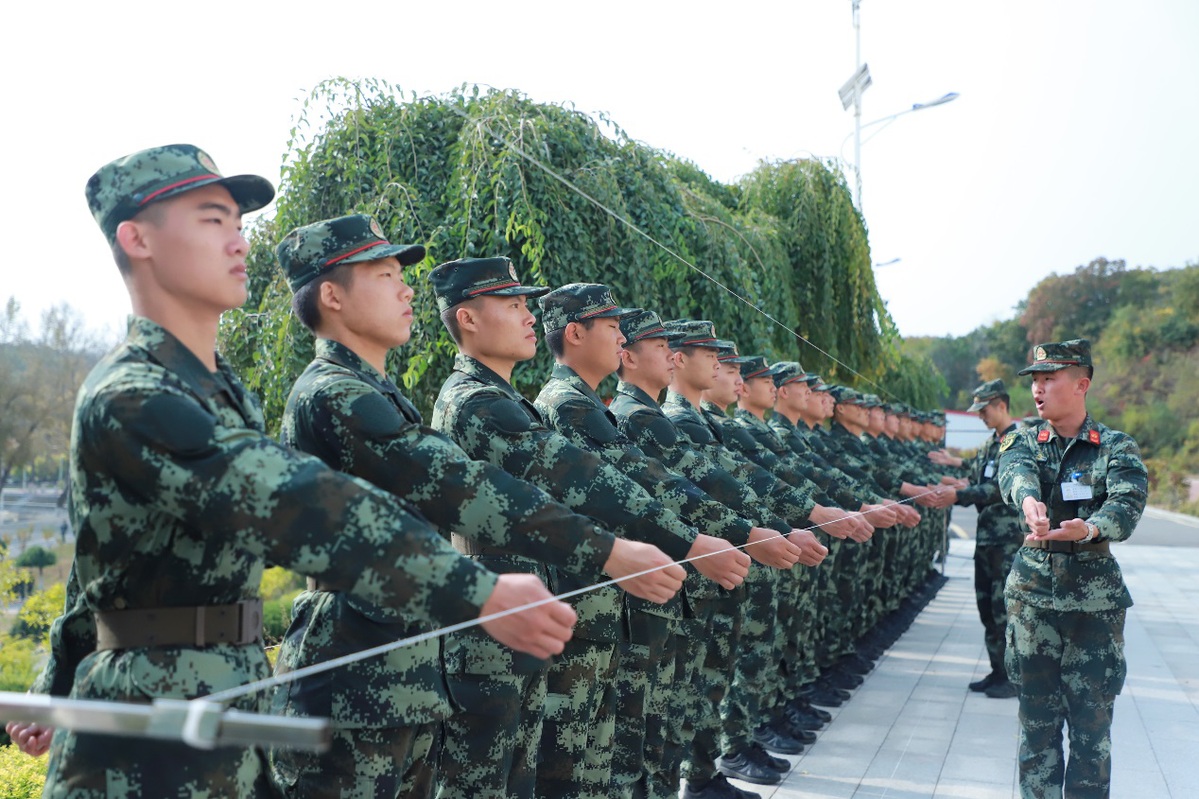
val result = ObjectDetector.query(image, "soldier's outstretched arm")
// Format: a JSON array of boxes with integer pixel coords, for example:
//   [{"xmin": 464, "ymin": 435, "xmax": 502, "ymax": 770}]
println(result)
[{"xmin": 479, "ymin": 573, "xmax": 577, "ymax": 659}]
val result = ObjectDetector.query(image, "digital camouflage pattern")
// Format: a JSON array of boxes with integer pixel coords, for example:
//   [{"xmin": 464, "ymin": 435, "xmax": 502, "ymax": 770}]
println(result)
[
  {"xmin": 272, "ymin": 723, "xmax": 439, "ymax": 799},
  {"xmin": 432, "ymin": 353, "xmax": 701, "ymax": 798},
  {"xmin": 270, "ymin": 338, "xmax": 620, "ymax": 795},
  {"xmin": 537, "ymin": 282, "xmax": 637, "ymax": 333},
  {"xmin": 428, "ymin": 256, "xmax": 549, "ymax": 313},
  {"xmin": 36, "ymin": 319, "xmax": 497, "ymax": 799},
  {"xmin": 275, "ymin": 213, "xmax": 426, "ymax": 292},
  {"xmin": 998, "ymin": 413, "xmax": 1147, "ymax": 797},
  {"xmin": 85, "ymin": 143, "xmax": 274, "ymax": 244}
]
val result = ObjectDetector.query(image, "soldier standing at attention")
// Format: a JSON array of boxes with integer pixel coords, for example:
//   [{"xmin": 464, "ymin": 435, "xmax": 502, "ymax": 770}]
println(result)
[
  {"xmin": 269, "ymin": 216, "xmax": 677, "ymax": 798},
  {"xmin": 998, "ymin": 340, "xmax": 1148, "ymax": 798},
  {"xmin": 926, "ymin": 379, "xmax": 1023, "ymax": 698},
  {"xmin": 4, "ymin": 146, "xmax": 575, "ymax": 798}
]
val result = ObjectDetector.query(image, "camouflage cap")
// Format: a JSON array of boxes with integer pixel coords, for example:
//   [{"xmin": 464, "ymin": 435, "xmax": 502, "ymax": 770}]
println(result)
[
  {"xmin": 86, "ymin": 143, "xmax": 275, "ymax": 245},
  {"xmin": 620, "ymin": 309, "xmax": 686, "ymax": 345},
  {"xmin": 966, "ymin": 378, "xmax": 1007, "ymax": 412},
  {"xmin": 859, "ymin": 393, "xmax": 884, "ymax": 408},
  {"xmin": 715, "ymin": 340, "xmax": 754, "ymax": 364},
  {"xmin": 664, "ymin": 320, "xmax": 723, "ymax": 350},
  {"xmin": 770, "ymin": 361, "xmax": 807, "ymax": 387},
  {"xmin": 276, "ymin": 214, "xmax": 426, "ymax": 292},
  {"xmin": 739, "ymin": 356, "xmax": 784, "ymax": 380},
  {"xmin": 538, "ymin": 283, "xmax": 638, "ymax": 334},
  {"xmin": 809, "ymin": 375, "xmax": 832, "ymax": 392},
  {"xmin": 826, "ymin": 384, "xmax": 863, "ymax": 405},
  {"xmin": 429, "ymin": 257, "xmax": 549, "ymax": 312},
  {"xmin": 1017, "ymin": 339, "xmax": 1092, "ymax": 375}
]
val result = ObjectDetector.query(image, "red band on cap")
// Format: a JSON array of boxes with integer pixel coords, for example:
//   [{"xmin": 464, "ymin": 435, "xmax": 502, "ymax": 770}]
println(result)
[
  {"xmin": 579, "ymin": 303, "xmax": 617, "ymax": 319},
  {"xmin": 685, "ymin": 337, "xmax": 716, "ymax": 344},
  {"xmin": 1034, "ymin": 359, "xmax": 1081, "ymax": 365},
  {"xmin": 467, "ymin": 281, "xmax": 519, "ymax": 296},
  {"xmin": 744, "ymin": 368, "xmax": 769, "ymax": 379},
  {"xmin": 637, "ymin": 326, "xmax": 666, "ymax": 338},
  {"xmin": 138, "ymin": 174, "xmax": 221, "ymax": 206},
  {"xmin": 325, "ymin": 241, "xmax": 388, "ymax": 266}
]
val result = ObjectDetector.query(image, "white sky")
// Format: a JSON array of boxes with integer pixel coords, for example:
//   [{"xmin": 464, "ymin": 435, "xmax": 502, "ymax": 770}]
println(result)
[{"xmin": 4, "ymin": 0, "xmax": 1196, "ymax": 340}]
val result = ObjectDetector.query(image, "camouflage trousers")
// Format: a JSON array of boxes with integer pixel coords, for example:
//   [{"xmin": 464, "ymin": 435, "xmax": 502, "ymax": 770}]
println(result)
[
  {"xmin": 779, "ymin": 556, "xmax": 818, "ymax": 698},
  {"xmin": 436, "ymin": 624, "xmax": 549, "ymax": 799},
  {"xmin": 973, "ymin": 541, "xmax": 1021, "ymax": 676},
  {"xmin": 273, "ymin": 723, "xmax": 439, "ymax": 799},
  {"xmin": 680, "ymin": 578, "xmax": 744, "ymax": 784},
  {"xmin": 44, "ymin": 727, "xmax": 274, "ymax": 798},
  {"xmin": 611, "ymin": 606, "xmax": 678, "ymax": 799},
  {"xmin": 721, "ymin": 565, "xmax": 781, "ymax": 754},
  {"xmin": 535, "ymin": 639, "xmax": 619, "ymax": 799},
  {"xmin": 1005, "ymin": 602, "xmax": 1127, "ymax": 799}
]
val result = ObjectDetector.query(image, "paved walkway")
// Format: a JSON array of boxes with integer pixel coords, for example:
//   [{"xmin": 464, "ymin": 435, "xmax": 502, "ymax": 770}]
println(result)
[{"xmin": 737, "ymin": 540, "xmax": 1199, "ymax": 798}]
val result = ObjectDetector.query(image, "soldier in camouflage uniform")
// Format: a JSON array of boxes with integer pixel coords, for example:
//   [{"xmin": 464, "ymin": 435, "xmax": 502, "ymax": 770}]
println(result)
[
  {"xmin": 998, "ymin": 339, "xmax": 1148, "ymax": 798},
  {"xmin": 925, "ymin": 379, "xmax": 1023, "ymax": 698},
  {"xmin": 431, "ymin": 260, "xmax": 767, "ymax": 799},
  {"xmin": 609, "ymin": 311, "xmax": 820, "ymax": 799},
  {"xmin": 5, "ymin": 145, "xmax": 576, "ymax": 799},
  {"xmin": 532, "ymin": 286, "xmax": 820, "ymax": 799},
  {"xmin": 268, "ymin": 217, "xmax": 678, "ymax": 798}
]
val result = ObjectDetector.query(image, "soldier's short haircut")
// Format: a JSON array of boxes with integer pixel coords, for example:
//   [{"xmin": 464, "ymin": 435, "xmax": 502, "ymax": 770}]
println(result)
[
  {"xmin": 439, "ymin": 297, "xmax": 483, "ymax": 345},
  {"xmin": 1066, "ymin": 364, "xmax": 1095, "ymax": 381},
  {"xmin": 996, "ymin": 392, "xmax": 1011, "ymax": 409},
  {"xmin": 545, "ymin": 319, "xmax": 597, "ymax": 359},
  {"xmin": 111, "ymin": 203, "xmax": 168, "ymax": 274},
  {"xmin": 291, "ymin": 263, "xmax": 355, "ymax": 332},
  {"xmin": 672, "ymin": 344, "xmax": 701, "ymax": 358}
]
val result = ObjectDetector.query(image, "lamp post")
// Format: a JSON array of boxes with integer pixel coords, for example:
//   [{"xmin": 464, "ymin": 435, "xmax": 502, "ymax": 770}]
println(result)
[{"xmin": 837, "ymin": 1, "xmax": 958, "ymax": 211}]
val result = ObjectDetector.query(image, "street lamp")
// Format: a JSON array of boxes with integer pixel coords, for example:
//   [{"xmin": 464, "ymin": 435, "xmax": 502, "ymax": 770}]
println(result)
[{"xmin": 840, "ymin": 92, "xmax": 959, "ymax": 210}]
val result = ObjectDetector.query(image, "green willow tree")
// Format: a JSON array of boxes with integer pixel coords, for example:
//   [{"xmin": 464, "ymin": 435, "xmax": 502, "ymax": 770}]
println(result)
[{"xmin": 221, "ymin": 79, "xmax": 941, "ymax": 429}]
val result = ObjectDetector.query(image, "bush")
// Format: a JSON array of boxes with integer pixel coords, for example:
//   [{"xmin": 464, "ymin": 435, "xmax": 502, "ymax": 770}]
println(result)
[
  {"xmin": 0, "ymin": 744, "xmax": 47, "ymax": 799},
  {"xmin": 263, "ymin": 589, "xmax": 304, "ymax": 646}
]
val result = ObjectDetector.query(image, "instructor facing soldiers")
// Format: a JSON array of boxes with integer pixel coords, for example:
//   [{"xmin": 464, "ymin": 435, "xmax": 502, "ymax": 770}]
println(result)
[{"xmin": 998, "ymin": 339, "xmax": 1148, "ymax": 799}]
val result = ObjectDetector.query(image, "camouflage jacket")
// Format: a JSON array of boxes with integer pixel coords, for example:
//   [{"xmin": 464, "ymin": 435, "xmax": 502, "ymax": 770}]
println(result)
[
  {"xmin": 433, "ymin": 354, "xmax": 698, "ymax": 642},
  {"xmin": 273, "ymin": 339, "xmax": 616, "ymax": 726},
  {"xmin": 610, "ymin": 381, "xmax": 788, "ymax": 535},
  {"xmin": 535, "ymin": 364, "xmax": 752, "ymax": 546},
  {"xmin": 34, "ymin": 318, "xmax": 496, "ymax": 714},
  {"xmin": 955, "ymin": 423, "xmax": 1023, "ymax": 547},
  {"xmin": 998, "ymin": 415, "xmax": 1148, "ymax": 611},
  {"xmin": 735, "ymin": 408, "xmax": 864, "ymax": 510},
  {"xmin": 767, "ymin": 413, "xmax": 881, "ymax": 506},
  {"xmin": 663, "ymin": 391, "xmax": 816, "ymax": 525},
  {"xmin": 823, "ymin": 423, "xmax": 889, "ymax": 498}
]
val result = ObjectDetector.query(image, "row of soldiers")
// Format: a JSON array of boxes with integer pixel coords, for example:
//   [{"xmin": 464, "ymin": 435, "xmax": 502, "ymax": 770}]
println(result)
[{"xmin": 7, "ymin": 144, "xmax": 960, "ymax": 799}]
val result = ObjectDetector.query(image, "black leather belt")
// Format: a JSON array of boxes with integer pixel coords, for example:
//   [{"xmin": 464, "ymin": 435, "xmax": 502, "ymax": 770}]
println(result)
[
  {"xmin": 95, "ymin": 599, "xmax": 263, "ymax": 650},
  {"xmin": 1023, "ymin": 539, "xmax": 1110, "ymax": 555}
]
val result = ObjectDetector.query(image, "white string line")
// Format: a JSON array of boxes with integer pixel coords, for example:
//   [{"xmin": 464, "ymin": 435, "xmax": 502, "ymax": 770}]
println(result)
[
  {"xmin": 469, "ymin": 117, "xmax": 894, "ymax": 399},
  {"xmin": 202, "ymin": 486, "xmax": 946, "ymax": 706}
]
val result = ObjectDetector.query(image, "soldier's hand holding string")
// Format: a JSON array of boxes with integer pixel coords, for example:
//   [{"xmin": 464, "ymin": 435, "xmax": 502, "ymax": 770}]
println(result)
[
  {"xmin": 602, "ymin": 539, "xmax": 686, "ymax": 603},
  {"xmin": 809, "ymin": 504, "xmax": 873, "ymax": 542},
  {"xmin": 859, "ymin": 502, "xmax": 898, "ymax": 528},
  {"xmin": 479, "ymin": 573, "xmax": 578, "ymax": 659},
  {"xmin": 5, "ymin": 721, "xmax": 53, "ymax": 758},
  {"xmin": 687, "ymin": 534, "xmax": 751, "ymax": 590},
  {"xmin": 1037, "ymin": 517, "xmax": 1090, "ymax": 543},
  {"xmin": 746, "ymin": 526, "xmax": 804, "ymax": 569},
  {"xmin": 785, "ymin": 528, "xmax": 829, "ymax": 567}
]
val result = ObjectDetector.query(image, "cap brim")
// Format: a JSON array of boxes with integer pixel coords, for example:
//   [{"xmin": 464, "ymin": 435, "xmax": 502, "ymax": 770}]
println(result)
[
  {"xmin": 339, "ymin": 242, "xmax": 427, "ymax": 267},
  {"xmin": 487, "ymin": 285, "xmax": 551, "ymax": 299},
  {"xmin": 1017, "ymin": 362, "xmax": 1072, "ymax": 376},
  {"xmin": 220, "ymin": 174, "xmax": 276, "ymax": 215}
]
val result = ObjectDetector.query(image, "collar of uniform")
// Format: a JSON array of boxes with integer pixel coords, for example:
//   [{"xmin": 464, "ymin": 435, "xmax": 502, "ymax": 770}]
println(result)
[
  {"xmin": 615, "ymin": 379, "xmax": 660, "ymax": 409},
  {"xmin": 1038, "ymin": 415, "xmax": 1099, "ymax": 445},
  {"xmin": 734, "ymin": 407, "xmax": 768, "ymax": 430},
  {"xmin": 547, "ymin": 362, "xmax": 608, "ymax": 409},
  {"xmin": 994, "ymin": 422, "xmax": 1018, "ymax": 441},
  {"xmin": 663, "ymin": 389, "xmax": 699, "ymax": 413},
  {"xmin": 452, "ymin": 353, "xmax": 525, "ymax": 400},
  {"xmin": 128, "ymin": 316, "xmax": 234, "ymax": 401},
  {"xmin": 700, "ymin": 399, "xmax": 728, "ymax": 418},
  {"xmin": 768, "ymin": 412, "xmax": 797, "ymax": 433},
  {"xmin": 314, "ymin": 338, "xmax": 389, "ymax": 385}
]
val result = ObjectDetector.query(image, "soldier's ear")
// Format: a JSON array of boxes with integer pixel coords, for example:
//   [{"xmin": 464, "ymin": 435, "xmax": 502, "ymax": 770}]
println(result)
[
  {"xmin": 455, "ymin": 304, "xmax": 480, "ymax": 335},
  {"xmin": 318, "ymin": 279, "xmax": 344, "ymax": 313},
  {"xmin": 115, "ymin": 219, "xmax": 152, "ymax": 263}
]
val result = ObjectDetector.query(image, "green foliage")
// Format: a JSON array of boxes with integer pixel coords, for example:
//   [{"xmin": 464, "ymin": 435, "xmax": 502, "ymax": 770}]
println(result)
[
  {"xmin": 15, "ymin": 547, "xmax": 55, "ymax": 573},
  {"xmin": 219, "ymin": 79, "xmax": 918, "ymax": 430},
  {"xmin": 10, "ymin": 582, "xmax": 66, "ymax": 644},
  {"xmin": 0, "ymin": 743, "xmax": 47, "ymax": 798},
  {"xmin": 260, "ymin": 566, "xmax": 304, "ymax": 601},
  {"xmin": 263, "ymin": 589, "xmax": 303, "ymax": 645}
]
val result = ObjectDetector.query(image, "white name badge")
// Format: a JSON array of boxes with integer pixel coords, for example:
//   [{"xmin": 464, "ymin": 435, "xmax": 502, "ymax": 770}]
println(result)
[
  {"xmin": 983, "ymin": 460, "xmax": 996, "ymax": 479},
  {"xmin": 1061, "ymin": 480, "xmax": 1093, "ymax": 501}
]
